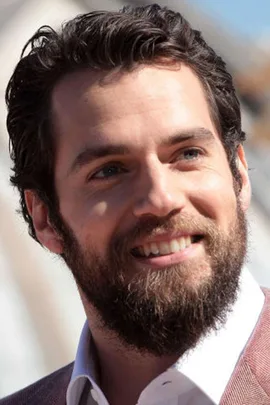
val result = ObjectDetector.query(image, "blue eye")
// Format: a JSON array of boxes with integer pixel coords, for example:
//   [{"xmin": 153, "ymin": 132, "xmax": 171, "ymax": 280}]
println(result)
[
  {"xmin": 182, "ymin": 148, "xmax": 201, "ymax": 160},
  {"xmin": 91, "ymin": 164, "xmax": 125, "ymax": 180}
]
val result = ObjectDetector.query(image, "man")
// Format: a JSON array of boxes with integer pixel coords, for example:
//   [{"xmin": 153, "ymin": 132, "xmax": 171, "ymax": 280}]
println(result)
[{"xmin": 1, "ymin": 4, "xmax": 269, "ymax": 405}]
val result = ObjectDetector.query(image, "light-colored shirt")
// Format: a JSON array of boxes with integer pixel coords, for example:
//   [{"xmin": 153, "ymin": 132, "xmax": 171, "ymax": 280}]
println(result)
[{"xmin": 66, "ymin": 268, "xmax": 264, "ymax": 405}]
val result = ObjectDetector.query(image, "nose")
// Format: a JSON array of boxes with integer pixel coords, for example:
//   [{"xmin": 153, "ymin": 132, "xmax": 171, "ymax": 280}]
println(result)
[{"xmin": 132, "ymin": 160, "xmax": 185, "ymax": 218}]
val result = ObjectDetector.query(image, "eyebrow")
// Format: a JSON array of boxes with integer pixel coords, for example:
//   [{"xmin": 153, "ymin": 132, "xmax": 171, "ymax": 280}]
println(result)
[
  {"xmin": 68, "ymin": 127, "xmax": 215, "ymax": 176},
  {"xmin": 160, "ymin": 127, "xmax": 215, "ymax": 147}
]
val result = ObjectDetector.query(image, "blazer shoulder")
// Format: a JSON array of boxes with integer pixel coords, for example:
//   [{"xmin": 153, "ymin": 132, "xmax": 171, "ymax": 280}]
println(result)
[{"xmin": 0, "ymin": 363, "xmax": 74, "ymax": 405}]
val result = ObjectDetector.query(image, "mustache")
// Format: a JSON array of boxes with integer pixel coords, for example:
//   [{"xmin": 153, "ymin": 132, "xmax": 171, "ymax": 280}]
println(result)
[{"xmin": 112, "ymin": 212, "xmax": 217, "ymax": 251}]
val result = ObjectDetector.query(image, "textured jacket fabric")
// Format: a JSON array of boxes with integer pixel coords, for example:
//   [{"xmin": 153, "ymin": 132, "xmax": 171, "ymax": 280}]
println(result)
[
  {"xmin": 1, "ymin": 289, "xmax": 270, "ymax": 405},
  {"xmin": 0, "ymin": 364, "xmax": 73, "ymax": 405},
  {"xmin": 220, "ymin": 288, "xmax": 270, "ymax": 405}
]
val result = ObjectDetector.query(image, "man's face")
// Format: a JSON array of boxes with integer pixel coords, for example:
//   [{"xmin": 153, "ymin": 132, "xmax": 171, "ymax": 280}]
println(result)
[{"xmin": 49, "ymin": 64, "xmax": 249, "ymax": 355}]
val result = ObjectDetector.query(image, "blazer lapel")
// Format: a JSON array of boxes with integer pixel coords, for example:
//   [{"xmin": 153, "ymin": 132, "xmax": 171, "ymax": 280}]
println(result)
[
  {"xmin": 44, "ymin": 364, "xmax": 73, "ymax": 405},
  {"xmin": 220, "ymin": 289, "xmax": 270, "ymax": 405},
  {"xmin": 220, "ymin": 358, "xmax": 270, "ymax": 405},
  {"xmin": 32, "ymin": 363, "xmax": 73, "ymax": 405}
]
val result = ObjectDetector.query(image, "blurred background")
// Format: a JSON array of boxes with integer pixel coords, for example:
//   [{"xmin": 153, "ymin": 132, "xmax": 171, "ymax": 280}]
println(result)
[{"xmin": 0, "ymin": 0, "xmax": 270, "ymax": 398}]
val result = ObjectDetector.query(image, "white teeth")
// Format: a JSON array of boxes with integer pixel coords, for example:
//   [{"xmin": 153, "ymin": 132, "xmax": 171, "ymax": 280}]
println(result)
[
  {"xmin": 159, "ymin": 242, "xmax": 171, "ymax": 255},
  {"xmin": 139, "ymin": 236, "xmax": 192, "ymax": 257},
  {"xmin": 178, "ymin": 237, "xmax": 186, "ymax": 250},
  {"xmin": 150, "ymin": 242, "xmax": 159, "ymax": 255},
  {"xmin": 143, "ymin": 244, "xmax": 151, "ymax": 257},
  {"xmin": 170, "ymin": 239, "xmax": 180, "ymax": 253},
  {"xmin": 185, "ymin": 236, "xmax": 191, "ymax": 247}
]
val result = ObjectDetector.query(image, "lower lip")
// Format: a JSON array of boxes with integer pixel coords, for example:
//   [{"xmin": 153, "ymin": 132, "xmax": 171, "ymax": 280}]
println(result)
[{"xmin": 134, "ymin": 242, "xmax": 203, "ymax": 269}]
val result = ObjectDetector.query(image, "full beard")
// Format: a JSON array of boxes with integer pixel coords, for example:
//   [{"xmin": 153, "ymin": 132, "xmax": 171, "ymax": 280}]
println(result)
[{"xmin": 60, "ymin": 203, "xmax": 247, "ymax": 357}]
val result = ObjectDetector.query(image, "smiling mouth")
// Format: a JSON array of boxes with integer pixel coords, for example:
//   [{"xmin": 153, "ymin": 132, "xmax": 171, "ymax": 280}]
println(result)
[{"xmin": 131, "ymin": 235, "xmax": 204, "ymax": 258}]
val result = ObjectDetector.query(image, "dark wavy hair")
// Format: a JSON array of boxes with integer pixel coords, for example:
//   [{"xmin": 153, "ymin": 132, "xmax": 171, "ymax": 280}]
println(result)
[{"xmin": 6, "ymin": 4, "xmax": 245, "ymax": 243}]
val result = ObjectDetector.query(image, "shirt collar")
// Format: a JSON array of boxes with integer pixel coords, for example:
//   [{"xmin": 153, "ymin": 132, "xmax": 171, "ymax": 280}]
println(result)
[
  {"xmin": 67, "ymin": 267, "xmax": 264, "ymax": 405},
  {"xmin": 158, "ymin": 267, "xmax": 264, "ymax": 403}
]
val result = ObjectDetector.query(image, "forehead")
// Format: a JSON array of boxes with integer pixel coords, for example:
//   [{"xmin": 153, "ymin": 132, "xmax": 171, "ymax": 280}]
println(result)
[
  {"xmin": 52, "ymin": 64, "xmax": 211, "ymax": 120},
  {"xmin": 51, "ymin": 65, "xmax": 218, "ymax": 170}
]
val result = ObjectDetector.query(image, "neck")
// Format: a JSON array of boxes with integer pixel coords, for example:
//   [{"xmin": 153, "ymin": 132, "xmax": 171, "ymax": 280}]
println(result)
[
  {"xmin": 95, "ymin": 329, "xmax": 178, "ymax": 405},
  {"xmin": 83, "ymin": 307, "xmax": 179, "ymax": 405}
]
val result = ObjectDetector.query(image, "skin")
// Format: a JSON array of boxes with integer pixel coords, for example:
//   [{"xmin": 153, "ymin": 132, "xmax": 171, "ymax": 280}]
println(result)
[{"xmin": 25, "ymin": 64, "xmax": 251, "ymax": 405}]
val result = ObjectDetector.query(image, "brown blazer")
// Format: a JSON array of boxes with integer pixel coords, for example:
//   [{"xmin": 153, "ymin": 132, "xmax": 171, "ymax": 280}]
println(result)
[{"xmin": 2, "ymin": 289, "xmax": 270, "ymax": 405}]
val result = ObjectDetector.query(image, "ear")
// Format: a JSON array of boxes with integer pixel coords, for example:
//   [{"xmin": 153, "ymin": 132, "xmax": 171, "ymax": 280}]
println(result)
[
  {"xmin": 236, "ymin": 145, "xmax": 251, "ymax": 212},
  {"xmin": 24, "ymin": 190, "xmax": 63, "ymax": 254}
]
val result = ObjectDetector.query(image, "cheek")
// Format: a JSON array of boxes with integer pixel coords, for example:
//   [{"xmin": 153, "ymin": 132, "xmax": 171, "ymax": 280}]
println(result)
[
  {"xmin": 59, "ymin": 187, "xmax": 130, "ymax": 247},
  {"xmin": 189, "ymin": 169, "xmax": 237, "ymax": 227},
  {"xmin": 91, "ymin": 201, "xmax": 108, "ymax": 216}
]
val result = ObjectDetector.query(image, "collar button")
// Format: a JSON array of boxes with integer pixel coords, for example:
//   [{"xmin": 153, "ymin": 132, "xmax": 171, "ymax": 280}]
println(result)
[{"xmin": 90, "ymin": 388, "xmax": 100, "ymax": 403}]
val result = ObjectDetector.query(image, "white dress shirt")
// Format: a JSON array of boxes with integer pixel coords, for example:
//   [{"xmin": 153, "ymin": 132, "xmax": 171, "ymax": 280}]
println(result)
[{"xmin": 66, "ymin": 268, "xmax": 264, "ymax": 405}]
